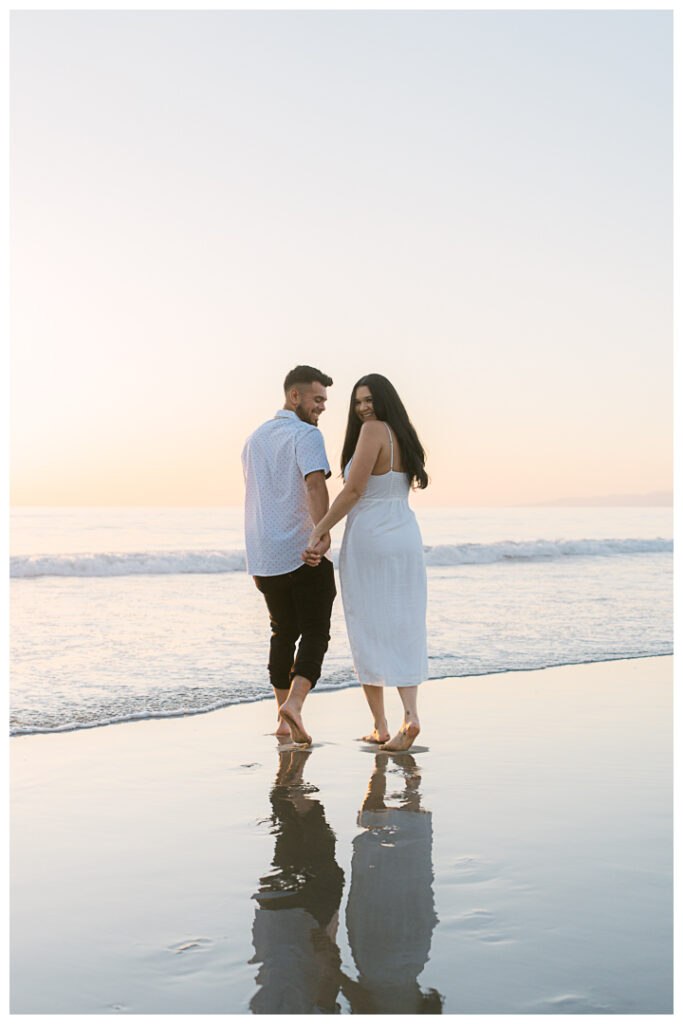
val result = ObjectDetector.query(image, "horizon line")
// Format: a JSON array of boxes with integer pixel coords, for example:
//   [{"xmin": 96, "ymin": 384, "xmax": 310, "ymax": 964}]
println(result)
[{"xmin": 9, "ymin": 497, "xmax": 674, "ymax": 510}]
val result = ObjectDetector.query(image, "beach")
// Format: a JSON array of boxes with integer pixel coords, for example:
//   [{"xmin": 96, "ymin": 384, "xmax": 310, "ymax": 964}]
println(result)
[
  {"xmin": 10, "ymin": 5, "xmax": 674, "ymax": 1014},
  {"xmin": 11, "ymin": 655, "xmax": 672, "ymax": 1014}
]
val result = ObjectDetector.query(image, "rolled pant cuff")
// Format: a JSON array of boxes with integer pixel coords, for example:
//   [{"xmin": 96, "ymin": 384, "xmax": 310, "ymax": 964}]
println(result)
[{"xmin": 288, "ymin": 662, "xmax": 320, "ymax": 689}]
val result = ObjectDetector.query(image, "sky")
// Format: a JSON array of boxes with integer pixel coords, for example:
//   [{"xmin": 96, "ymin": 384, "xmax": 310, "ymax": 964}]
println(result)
[{"xmin": 10, "ymin": 9, "xmax": 673, "ymax": 507}]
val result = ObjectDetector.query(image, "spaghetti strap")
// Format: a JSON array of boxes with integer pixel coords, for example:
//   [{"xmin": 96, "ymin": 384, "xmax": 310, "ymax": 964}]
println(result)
[{"xmin": 384, "ymin": 422, "xmax": 394, "ymax": 471}]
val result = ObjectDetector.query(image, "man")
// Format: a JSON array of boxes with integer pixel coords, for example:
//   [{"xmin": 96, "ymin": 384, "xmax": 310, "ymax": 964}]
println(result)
[
  {"xmin": 242, "ymin": 365, "xmax": 335, "ymax": 745},
  {"xmin": 250, "ymin": 747, "xmax": 344, "ymax": 1012}
]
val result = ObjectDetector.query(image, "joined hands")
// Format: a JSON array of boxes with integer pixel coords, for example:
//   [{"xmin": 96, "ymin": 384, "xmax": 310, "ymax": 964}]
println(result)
[{"xmin": 302, "ymin": 531, "xmax": 330, "ymax": 567}]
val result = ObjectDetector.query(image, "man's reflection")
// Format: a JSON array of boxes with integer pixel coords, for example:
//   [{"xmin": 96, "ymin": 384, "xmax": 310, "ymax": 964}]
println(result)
[
  {"xmin": 249, "ymin": 746, "xmax": 345, "ymax": 1014},
  {"xmin": 342, "ymin": 752, "xmax": 443, "ymax": 1014}
]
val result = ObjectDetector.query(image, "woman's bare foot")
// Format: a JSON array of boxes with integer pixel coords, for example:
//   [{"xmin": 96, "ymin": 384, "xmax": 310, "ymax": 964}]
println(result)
[
  {"xmin": 380, "ymin": 721, "xmax": 420, "ymax": 752},
  {"xmin": 279, "ymin": 702, "xmax": 312, "ymax": 745},
  {"xmin": 359, "ymin": 726, "xmax": 390, "ymax": 744},
  {"xmin": 274, "ymin": 720, "xmax": 291, "ymax": 738}
]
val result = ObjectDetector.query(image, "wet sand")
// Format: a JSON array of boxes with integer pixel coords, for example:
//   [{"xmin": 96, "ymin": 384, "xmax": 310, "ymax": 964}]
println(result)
[{"xmin": 11, "ymin": 656, "xmax": 672, "ymax": 1014}]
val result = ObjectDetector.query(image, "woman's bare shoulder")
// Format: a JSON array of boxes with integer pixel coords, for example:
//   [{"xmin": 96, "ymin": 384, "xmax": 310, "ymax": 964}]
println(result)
[{"xmin": 359, "ymin": 419, "xmax": 388, "ymax": 437}]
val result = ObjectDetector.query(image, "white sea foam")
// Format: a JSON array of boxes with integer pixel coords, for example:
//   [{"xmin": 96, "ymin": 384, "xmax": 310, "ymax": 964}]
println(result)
[
  {"xmin": 11, "ymin": 549, "xmax": 247, "ymax": 578},
  {"xmin": 422, "ymin": 536, "xmax": 672, "ymax": 565},
  {"xmin": 9, "ymin": 650, "xmax": 673, "ymax": 737},
  {"xmin": 9, "ymin": 537, "xmax": 673, "ymax": 578}
]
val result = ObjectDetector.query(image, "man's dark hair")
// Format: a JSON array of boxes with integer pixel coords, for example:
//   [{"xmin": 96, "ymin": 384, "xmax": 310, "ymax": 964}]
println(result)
[{"xmin": 283, "ymin": 365, "xmax": 333, "ymax": 392}]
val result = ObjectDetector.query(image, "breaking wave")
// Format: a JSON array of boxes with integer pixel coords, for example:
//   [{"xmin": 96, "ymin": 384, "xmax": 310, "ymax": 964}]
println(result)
[{"xmin": 10, "ymin": 537, "xmax": 672, "ymax": 579}]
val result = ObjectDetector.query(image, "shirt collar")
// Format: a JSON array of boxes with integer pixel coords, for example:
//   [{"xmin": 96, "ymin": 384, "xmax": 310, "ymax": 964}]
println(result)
[{"xmin": 274, "ymin": 409, "xmax": 298, "ymax": 420}]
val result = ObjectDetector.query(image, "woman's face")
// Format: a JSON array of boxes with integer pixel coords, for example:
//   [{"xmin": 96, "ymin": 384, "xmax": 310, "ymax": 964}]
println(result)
[{"xmin": 354, "ymin": 385, "xmax": 377, "ymax": 423}]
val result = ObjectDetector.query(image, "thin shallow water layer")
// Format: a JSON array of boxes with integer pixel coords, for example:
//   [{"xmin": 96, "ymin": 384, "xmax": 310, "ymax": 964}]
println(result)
[{"xmin": 10, "ymin": 658, "xmax": 672, "ymax": 1013}]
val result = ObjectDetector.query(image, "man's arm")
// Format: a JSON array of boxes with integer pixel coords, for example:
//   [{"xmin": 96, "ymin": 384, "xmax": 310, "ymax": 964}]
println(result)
[{"xmin": 303, "ymin": 470, "xmax": 331, "ymax": 564}]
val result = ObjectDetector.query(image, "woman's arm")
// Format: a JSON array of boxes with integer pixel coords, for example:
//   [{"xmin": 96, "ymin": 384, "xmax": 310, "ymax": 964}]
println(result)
[{"xmin": 305, "ymin": 421, "xmax": 385, "ymax": 551}]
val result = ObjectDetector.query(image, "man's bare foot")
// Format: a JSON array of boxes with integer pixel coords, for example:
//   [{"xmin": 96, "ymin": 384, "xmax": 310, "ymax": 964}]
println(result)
[
  {"xmin": 274, "ymin": 747, "xmax": 310, "ymax": 785},
  {"xmin": 380, "ymin": 721, "xmax": 420, "ymax": 752},
  {"xmin": 279, "ymin": 702, "xmax": 312, "ymax": 745},
  {"xmin": 359, "ymin": 726, "xmax": 390, "ymax": 744},
  {"xmin": 273, "ymin": 689, "xmax": 291, "ymax": 737}
]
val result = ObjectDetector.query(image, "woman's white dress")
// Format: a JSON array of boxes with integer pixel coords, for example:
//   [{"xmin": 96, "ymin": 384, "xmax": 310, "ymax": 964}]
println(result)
[{"xmin": 339, "ymin": 425, "xmax": 428, "ymax": 686}]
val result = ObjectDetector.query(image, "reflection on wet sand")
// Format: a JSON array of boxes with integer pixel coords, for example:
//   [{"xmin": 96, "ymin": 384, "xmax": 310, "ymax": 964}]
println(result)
[
  {"xmin": 249, "ymin": 746, "xmax": 345, "ymax": 1014},
  {"xmin": 343, "ymin": 753, "xmax": 443, "ymax": 1014}
]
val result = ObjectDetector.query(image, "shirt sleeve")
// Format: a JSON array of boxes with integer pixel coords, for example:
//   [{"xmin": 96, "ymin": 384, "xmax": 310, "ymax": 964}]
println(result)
[{"xmin": 295, "ymin": 429, "xmax": 331, "ymax": 480}]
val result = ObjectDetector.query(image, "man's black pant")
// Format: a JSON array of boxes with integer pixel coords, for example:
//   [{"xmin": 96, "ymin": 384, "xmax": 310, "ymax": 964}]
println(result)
[{"xmin": 254, "ymin": 558, "xmax": 336, "ymax": 691}]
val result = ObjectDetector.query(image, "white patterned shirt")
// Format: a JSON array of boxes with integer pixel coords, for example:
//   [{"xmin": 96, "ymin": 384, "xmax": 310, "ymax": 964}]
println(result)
[{"xmin": 241, "ymin": 409, "xmax": 331, "ymax": 576}]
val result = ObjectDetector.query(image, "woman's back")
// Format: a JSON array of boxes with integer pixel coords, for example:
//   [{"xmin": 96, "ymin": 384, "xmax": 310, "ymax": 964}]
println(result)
[
  {"xmin": 344, "ymin": 422, "xmax": 410, "ymax": 502},
  {"xmin": 368, "ymin": 423, "xmax": 404, "ymax": 476}
]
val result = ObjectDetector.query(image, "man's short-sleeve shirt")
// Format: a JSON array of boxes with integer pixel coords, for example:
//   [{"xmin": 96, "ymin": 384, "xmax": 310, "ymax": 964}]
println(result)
[{"xmin": 241, "ymin": 409, "xmax": 331, "ymax": 576}]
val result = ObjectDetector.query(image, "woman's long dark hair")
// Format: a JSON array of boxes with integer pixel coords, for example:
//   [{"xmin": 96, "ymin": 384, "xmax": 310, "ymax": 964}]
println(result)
[{"xmin": 340, "ymin": 374, "xmax": 429, "ymax": 489}]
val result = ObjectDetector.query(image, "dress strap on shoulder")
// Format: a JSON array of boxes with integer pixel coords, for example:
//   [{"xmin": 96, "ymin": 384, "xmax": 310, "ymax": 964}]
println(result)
[{"xmin": 384, "ymin": 422, "xmax": 394, "ymax": 471}]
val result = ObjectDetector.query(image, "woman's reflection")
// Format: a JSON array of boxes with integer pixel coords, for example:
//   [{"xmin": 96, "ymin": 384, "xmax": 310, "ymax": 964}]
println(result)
[
  {"xmin": 342, "ymin": 752, "xmax": 443, "ymax": 1014},
  {"xmin": 249, "ymin": 746, "xmax": 345, "ymax": 1014}
]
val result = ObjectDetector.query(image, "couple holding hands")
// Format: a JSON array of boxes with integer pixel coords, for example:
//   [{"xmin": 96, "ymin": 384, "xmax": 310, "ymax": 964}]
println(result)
[{"xmin": 241, "ymin": 365, "xmax": 429, "ymax": 751}]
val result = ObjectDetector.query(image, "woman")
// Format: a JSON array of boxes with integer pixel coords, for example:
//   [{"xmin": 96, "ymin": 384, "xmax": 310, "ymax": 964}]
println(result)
[
  {"xmin": 306, "ymin": 374, "xmax": 429, "ymax": 752},
  {"xmin": 343, "ymin": 752, "xmax": 441, "ymax": 1012}
]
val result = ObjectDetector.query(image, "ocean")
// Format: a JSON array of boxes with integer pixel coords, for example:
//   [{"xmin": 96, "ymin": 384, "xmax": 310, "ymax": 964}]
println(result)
[{"xmin": 10, "ymin": 506, "xmax": 672, "ymax": 736}]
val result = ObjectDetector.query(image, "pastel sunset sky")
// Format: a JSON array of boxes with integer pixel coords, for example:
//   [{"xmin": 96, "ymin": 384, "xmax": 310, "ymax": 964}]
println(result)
[{"xmin": 10, "ymin": 10, "xmax": 672, "ymax": 507}]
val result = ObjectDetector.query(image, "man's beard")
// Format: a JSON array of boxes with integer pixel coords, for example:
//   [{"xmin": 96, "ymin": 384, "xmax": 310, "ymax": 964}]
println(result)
[{"xmin": 295, "ymin": 406, "xmax": 317, "ymax": 426}]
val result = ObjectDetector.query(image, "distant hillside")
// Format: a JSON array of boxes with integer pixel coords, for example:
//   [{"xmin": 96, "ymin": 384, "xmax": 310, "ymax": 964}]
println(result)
[{"xmin": 521, "ymin": 491, "xmax": 673, "ymax": 508}]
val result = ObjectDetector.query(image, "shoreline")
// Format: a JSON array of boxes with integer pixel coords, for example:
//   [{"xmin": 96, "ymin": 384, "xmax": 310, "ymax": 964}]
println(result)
[
  {"xmin": 11, "ymin": 655, "xmax": 672, "ymax": 1013},
  {"xmin": 10, "ymin": 649, "xmax": 673, "ymax": 738}
]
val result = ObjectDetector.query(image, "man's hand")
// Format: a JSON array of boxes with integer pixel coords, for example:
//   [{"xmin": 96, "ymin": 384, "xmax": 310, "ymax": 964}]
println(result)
[{"xmin": 302, "ymin": 532, "xmax": 331, "ymax": 566}]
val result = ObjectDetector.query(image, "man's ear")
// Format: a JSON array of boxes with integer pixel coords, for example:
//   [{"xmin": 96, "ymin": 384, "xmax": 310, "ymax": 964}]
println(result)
[{"xmin": 288, "ymin": 386, "xmax": 300, "ymax": 405}]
